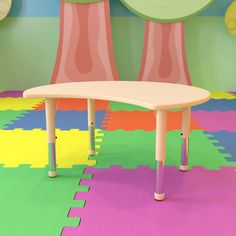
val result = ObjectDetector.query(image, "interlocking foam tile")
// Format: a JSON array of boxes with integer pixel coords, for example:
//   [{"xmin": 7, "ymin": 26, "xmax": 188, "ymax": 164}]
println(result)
[
  {"xmin": 4, "ymin": 110, "xmax": 106, "ymax": 130},
  {"xmin": 206, "ymin": 131, "xmax": 236, "ymax": 162},
  {"xmin": 0, "ymin": 165, "xmax": 91, "ymax": 236},
  {"xmin": 62, "ymin": 166, "xmax": 236, "ymax": 236},
  {"xmin": 192, "ymin": 111, "xmax": 236, "ymax": 132},
  {"xmin": 91, "ymin": 130, "xmax": 233, "ymax": 169},
  {"xmin": 230, "ymin": 92, "xmax": 236, "ymax": 96},
  {"xmin": 110, "ymin": 101, "xmax": 149, "ymax": 111},
  {"xmin": 34, "ymin": 99, "xmax": 109, "ymax": 111},
  {"xmin": 0, "ymin": 129, "xmax": 104, "ymax": 168},
  {"xmin": 0, "ymin": 110, "xmax": 29, "ymax": 129},
  {"xmin": 0, "ymin": 90, "xmax": 23, "ymax": 98},
  {"xmin": 102, "ymin": 111, "xmax": 203, "ymax": 131},
  {"xmin": 210, "ymin": 92, "xmax": 236, "ymax": 99},
  {"xmin": 0, "ymin": 98, "xmax": 44, "ymax": 110},
  {"xmin": 192, "ymin": 99, "xmax": 236, "ymax": 111}
]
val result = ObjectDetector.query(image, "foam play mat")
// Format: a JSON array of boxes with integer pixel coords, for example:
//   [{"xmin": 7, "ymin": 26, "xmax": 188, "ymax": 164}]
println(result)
[
  {"xmin": 0, "ymin": 92, "xmax": 235, "ymax": 235},
  {"xmin": 63, "ymin": 166, "xmax": 236, "ymax": 236}
]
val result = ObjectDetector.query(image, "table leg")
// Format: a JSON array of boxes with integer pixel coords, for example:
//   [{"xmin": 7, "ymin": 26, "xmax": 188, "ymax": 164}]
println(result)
[
  {"xmin": 180, "ymin": 107, "xmax": 191, "ymax": 171},
  {"xmin": 88, "ymin": 99, "xmax": 95, "ymax": 156},
  {"xmin": 154, "ymin": 110, "xmax": 167, "ymax": 201},
  {"xmin": 45, "ymin": 98, "xmax": 57, "ymax": 177}
]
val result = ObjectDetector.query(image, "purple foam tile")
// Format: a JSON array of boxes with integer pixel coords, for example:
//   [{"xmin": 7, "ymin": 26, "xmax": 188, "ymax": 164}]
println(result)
[
  {"xmin": 62, "ymin": 227, "xmax": 80, "ymax": 236},
  {"xmin": 0, "ymin": 91, "xmax": 23, "ymax": 98},
  {"xmin": 78, "ymin": 179, "xmax": 92, "ymax": 188},
  {"xmin": 83, "ymin": 167, "xmax": 96, "ymax": 174},
  {"xmin": 136, "ymin": 166, "xmax": 153, "ymax": 171},
  {"xmin": 192, "ymin": 111, "xmax": 236, "ymax": 132},
  {"xmin": 187, "ymin": 166, "xmax": 205, "ymax": 171},
  {"xmin": 74, "ymin": 192, "xmax": 87, "ymax": 200},
  {"xmin": 230, "ymin": 92, "xmax": 236, "ymax": 96},
  {"xmin": 225, "ymin": 157, "xmax": 236, "ymax": 162},
  {"xmin": 62, "ymin": 166, "xmax": 236, "ymax": 236},
  {"xmin": 219, "ymin": 166, "xmax": 236, "ymax": 171},
  {"xmin": 69, "ymin": 208, "xmax": 82, "ymax": 218}
]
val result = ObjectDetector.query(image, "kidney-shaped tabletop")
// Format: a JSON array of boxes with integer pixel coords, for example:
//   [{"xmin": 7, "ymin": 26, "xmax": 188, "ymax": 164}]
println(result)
[{"xmin": 23, "ymin": 81, "xmax": 210, "ymax": 110}]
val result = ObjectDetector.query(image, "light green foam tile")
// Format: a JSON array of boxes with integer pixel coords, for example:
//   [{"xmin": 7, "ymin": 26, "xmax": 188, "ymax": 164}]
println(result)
[
  {"xmin": 0, "ymin": 165, "xmax": 89, "ymax": 236},
  {"xmin": 0, "ymin": 110, "xmax": 29, "ymax": 129},
  {"xmin": 92, "ymin": 130, "xmax": 234, "ymax": 169},
  {"xmin": 110, "ymin": 101, "xmax": 148, "ymax": 111}
]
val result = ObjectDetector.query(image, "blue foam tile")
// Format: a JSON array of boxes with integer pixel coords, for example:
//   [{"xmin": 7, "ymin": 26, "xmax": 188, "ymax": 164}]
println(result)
[
  {"xmin": 205, "ymin": 131, "xmax": 236, "ymax": 162},
  {"xmin": 4, "ymin": 110, "xmax": 106, "ymax": 130},
  {"xmin": 192, "ymin": 99, "xmax": 236, "ymax": 111},
  {"xmin": 225, "ymin": 156, "xmax": 236, "ymax": 162}
]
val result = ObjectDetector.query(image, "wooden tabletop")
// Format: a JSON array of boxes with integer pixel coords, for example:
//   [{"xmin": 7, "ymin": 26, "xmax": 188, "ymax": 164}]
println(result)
[{"xmin": 23, "ymin": 81, "xmax": 210, "ymax": 110}]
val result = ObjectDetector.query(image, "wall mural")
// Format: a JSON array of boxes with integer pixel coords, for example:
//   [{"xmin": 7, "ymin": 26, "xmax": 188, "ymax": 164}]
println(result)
[
  {"xmin": 225, "ymin": 0, "xmax": 236, "ymax": 37},
  {"xmin": 0, "ymin": 0, "xmax": 11, "ymax": 21}
]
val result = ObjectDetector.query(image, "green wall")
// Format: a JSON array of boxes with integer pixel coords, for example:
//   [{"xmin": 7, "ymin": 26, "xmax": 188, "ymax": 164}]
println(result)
[
  {"xmin": 0, "ymin": 16, "xmax": 236, "ymax": 91},
  {"xmin": 185, "ymin": 17, "xmax": 236, "ymax": 91}
]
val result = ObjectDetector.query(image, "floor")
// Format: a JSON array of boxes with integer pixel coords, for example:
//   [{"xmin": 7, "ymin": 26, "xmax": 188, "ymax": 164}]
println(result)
[{"xmin": 0, "ymin": 91, "xmax": 235, "ymax": 236}]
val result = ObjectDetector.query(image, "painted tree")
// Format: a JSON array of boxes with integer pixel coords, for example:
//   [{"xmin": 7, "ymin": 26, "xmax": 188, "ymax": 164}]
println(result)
[
  {"xmin": 121, "ymin": 0, "xmax": 214, "ymax": 85},
  {"xmin": 0, "ymin": 0, "xmax": 12, "ymax": 21},
  {"xmin": 225, "ymin": 1, "xmax": 236, "ymax": 37},
  {"xmin": 51, "ymin": 0, "xmax": 119, "ymax": 83}
]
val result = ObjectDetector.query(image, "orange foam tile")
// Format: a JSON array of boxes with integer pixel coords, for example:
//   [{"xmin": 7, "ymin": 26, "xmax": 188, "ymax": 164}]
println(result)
[
  {"xmin": 103, "ymin": 111, "xmax": 204, "ymax": 131},
  {"xmin": 34, "ymin": 98, "xmax": 109, "ymax": 111}
]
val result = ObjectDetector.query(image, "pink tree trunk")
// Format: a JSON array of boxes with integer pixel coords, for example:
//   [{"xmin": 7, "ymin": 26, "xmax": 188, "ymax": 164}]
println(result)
[
  {"xmin": 51, "ymin": 0, "xmax": 119, "ymax": 84},
  {"xmin": 138, "ymin": 21, "xmax": 192, "ymax": 85}
]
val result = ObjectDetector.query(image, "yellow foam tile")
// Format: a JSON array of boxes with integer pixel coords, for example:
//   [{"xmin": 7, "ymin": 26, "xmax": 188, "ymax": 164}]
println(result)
[
  {"xmin": 96, "ymin": 138, "xmax": 103, "ymax": 142},
  {"xmin": 210, "ymin": 92, "xmax": 236, "ymax": 99},
  {"xmin": 0, "ymin": 98, "xmax": 45, "ymax": 110},
  {"xmin": 0, "ymin": 129, "xmax": 103, "ymax": 168}
]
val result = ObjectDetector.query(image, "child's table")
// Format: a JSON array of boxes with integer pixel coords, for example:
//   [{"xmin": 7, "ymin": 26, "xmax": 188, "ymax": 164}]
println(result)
[{"xmin": 24, "ymin": 81, "xmax": 210, "ymax": 201}]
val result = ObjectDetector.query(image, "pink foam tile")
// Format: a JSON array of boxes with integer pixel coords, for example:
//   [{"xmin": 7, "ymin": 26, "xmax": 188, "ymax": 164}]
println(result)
[
  {"xmin": 192, "ymin": 111, "xmax": 236, "ymax": 132},
  {"xmin": 62, "ymin": 166, "xmax": 236, "ymax": 236},
  {"xmin": 0, "ymin": 91, "xmax": 23, "ymax": 98}
]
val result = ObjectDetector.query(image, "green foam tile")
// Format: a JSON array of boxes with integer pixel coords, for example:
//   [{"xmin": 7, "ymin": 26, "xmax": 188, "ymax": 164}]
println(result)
[
  {"xmin": 0, "ymin": 165, "xmax": 88, "ymax": 236},
  {"xmin": 110, "ymin": 101, "xmax": 149, "ymax": 111},
  {"xmin": 92, "ymin": 130, "xmax": 234, "ymax": 169},
  {"xmin": 0, "ymin": 110, "xmax": 28, "ymax": 129}
]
